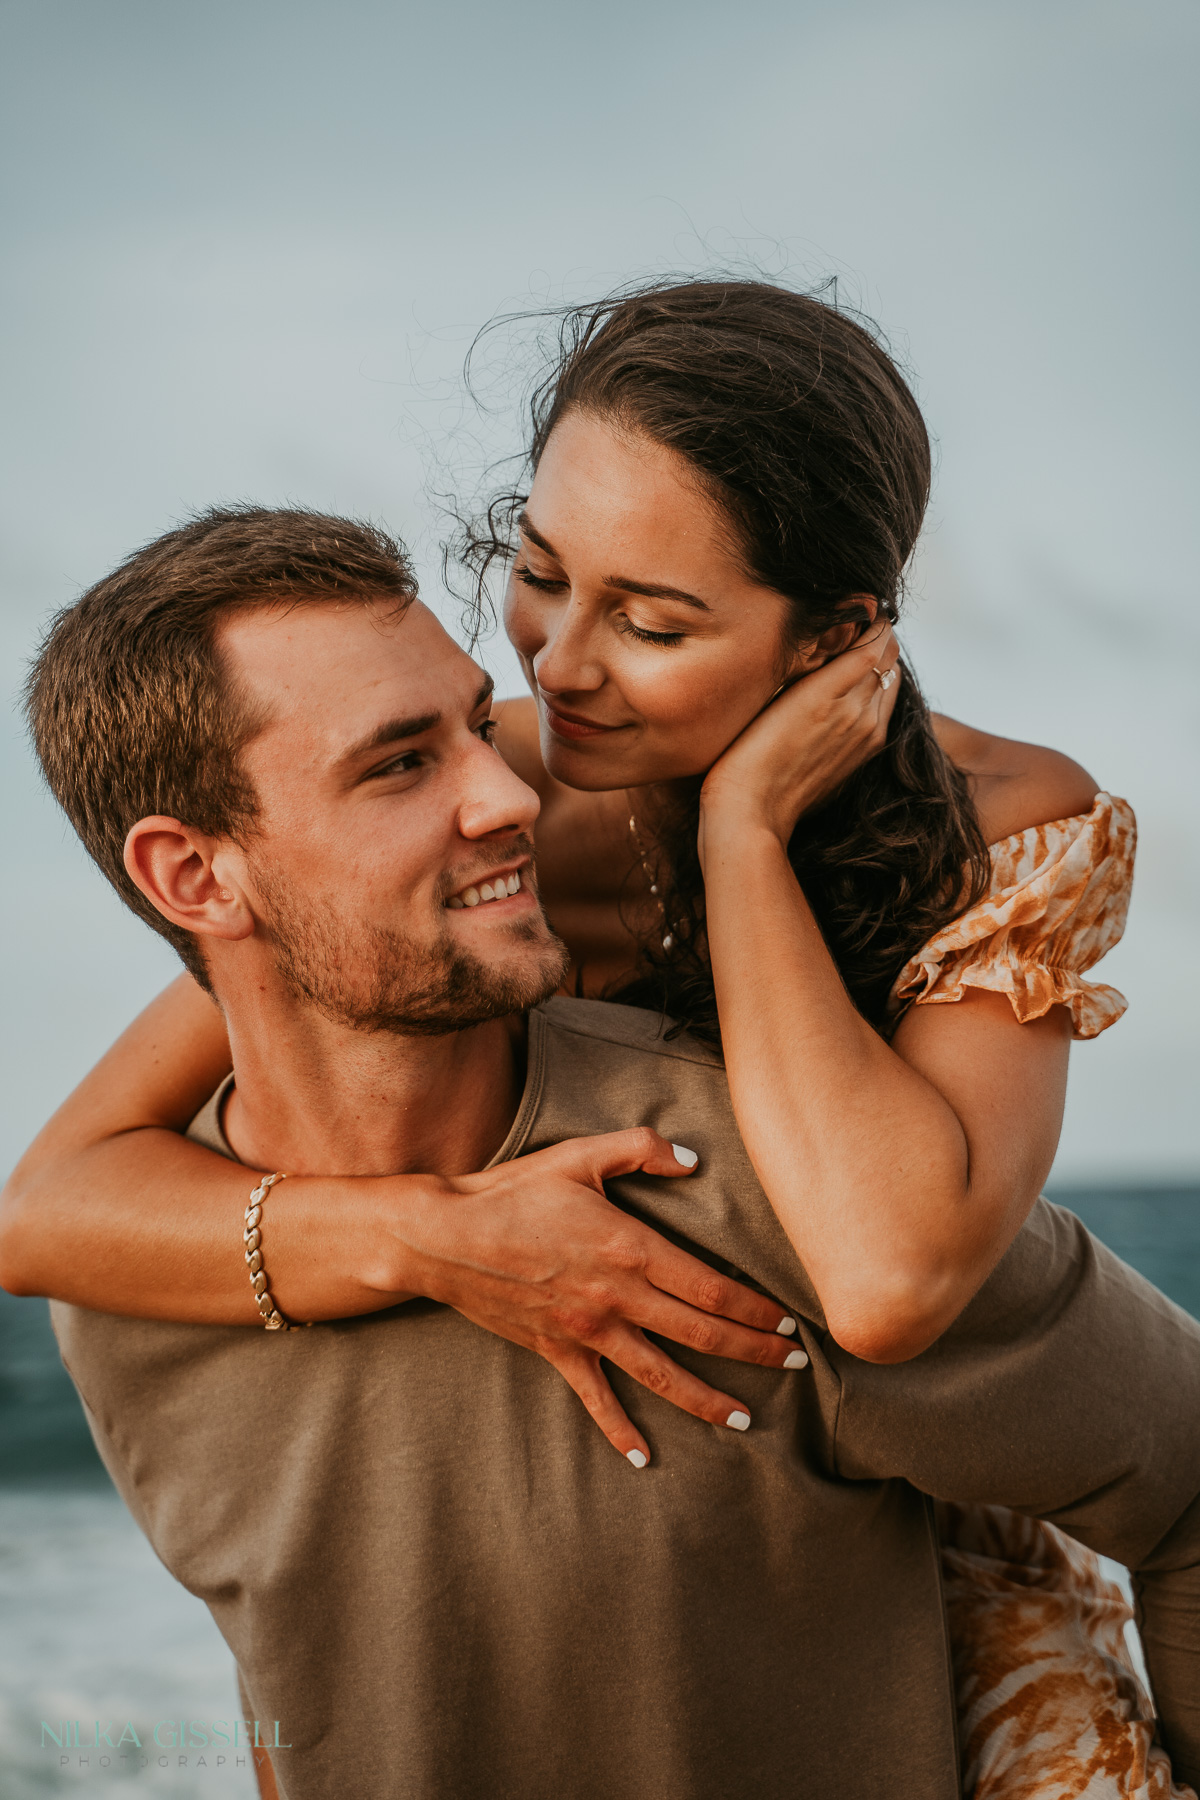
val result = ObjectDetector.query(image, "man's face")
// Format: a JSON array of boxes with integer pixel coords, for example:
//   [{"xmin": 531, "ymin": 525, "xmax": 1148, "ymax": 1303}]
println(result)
[{"xmin": 219, "ymin": 598, "xmax": 568, "ymax": 1034}]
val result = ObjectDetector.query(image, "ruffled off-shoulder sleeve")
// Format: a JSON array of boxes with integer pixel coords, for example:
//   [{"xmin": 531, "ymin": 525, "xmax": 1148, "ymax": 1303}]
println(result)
[{"xmin": 888, "ymin": 793, "xmax": 1136, "ymax": 1040}]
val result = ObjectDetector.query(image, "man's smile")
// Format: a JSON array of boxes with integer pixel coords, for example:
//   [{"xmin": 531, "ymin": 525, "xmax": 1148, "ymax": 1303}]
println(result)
[{"xmin": 444, "ymin": 863, "xmax": 532, "ymax": 911}]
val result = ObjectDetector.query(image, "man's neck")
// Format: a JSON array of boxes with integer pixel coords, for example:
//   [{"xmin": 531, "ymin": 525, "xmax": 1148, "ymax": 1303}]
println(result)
[{"xmin": 217, "ymin": 986, "xmax": 526, "ymax": 1179}]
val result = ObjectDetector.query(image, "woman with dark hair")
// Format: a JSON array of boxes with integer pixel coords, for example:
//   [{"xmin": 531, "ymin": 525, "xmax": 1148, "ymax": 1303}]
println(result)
[
  {"xmin": 2, "ymin": 280, "xmax": 1167, "ymax": 1795},
  {"xmin": 467, "ymin": 280, "xmax": 1132, "ymax": 1372}
]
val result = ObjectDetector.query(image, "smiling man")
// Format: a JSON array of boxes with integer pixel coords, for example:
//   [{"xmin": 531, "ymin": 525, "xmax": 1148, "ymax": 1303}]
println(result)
[{"xmin": 19, "ymin": 506, "xmax": 1200, "ymax": 1800}]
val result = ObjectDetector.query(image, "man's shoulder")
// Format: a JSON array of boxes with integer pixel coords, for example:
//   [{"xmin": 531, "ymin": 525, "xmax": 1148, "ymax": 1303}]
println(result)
[{"xmin": 535, "ymin": 996, "xmax": 725, "ymax": 1072}]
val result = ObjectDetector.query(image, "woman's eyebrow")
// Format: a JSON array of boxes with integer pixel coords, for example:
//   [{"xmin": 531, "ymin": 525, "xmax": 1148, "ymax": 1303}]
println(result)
[
  {"xmin": 517, "ymin": 510, "xmax": 709, "ymax": 613},
  {"xmin": 516, "ymin": 511, "xmax": 556, "ymax": 556},
  {"xmin": 602, "ymin": 577, "xmax": 710, "ymax": 612}
]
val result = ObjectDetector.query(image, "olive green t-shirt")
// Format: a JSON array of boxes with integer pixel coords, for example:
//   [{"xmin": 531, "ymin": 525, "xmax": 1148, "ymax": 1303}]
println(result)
[{"xmin": 52, "ymin": 998, "xmax": 1200, "ymax": 1799}]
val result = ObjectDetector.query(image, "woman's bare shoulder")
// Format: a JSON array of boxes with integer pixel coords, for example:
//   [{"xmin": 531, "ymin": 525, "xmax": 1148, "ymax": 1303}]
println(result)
[{"xmin": 931, "ymin": 714, "xmax": 1100, "ymax": 844}]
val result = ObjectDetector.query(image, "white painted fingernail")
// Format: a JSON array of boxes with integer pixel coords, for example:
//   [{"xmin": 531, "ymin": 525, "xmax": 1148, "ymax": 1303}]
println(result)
[
  {"xmin": 671, "ymin": 1144, "xmax": 698, "ymax": 1168},
  {"xmin": 775, "ymin": 1316, "xmax": 797, "ymax": 1336},
  {"xmin": 725, "ymin": 1410, "xmax": 751, "ymax": 1431},
  {"xmin": 784, "ymin": 1349, "xmax": 809, "ymax": 1370},
  {"xmin": 626, "ymin": 1448, "xmax": 648, "ymax": 1469}
]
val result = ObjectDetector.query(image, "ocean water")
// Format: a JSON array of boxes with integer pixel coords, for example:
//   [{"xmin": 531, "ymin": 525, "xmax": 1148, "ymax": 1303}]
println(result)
[
  {"xmin": 1, "ymin": 1187, "xmax": 1196, "ymax": 1796},
  {"xmin": 0, "ymin": 1490, "xmax": 258, "ymax": 1798}
]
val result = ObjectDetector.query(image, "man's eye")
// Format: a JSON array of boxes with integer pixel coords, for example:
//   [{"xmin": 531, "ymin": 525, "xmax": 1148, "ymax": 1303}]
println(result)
[
  {"xmin": 514, "ymin": 564, "xmax": 566, "ymax": 594},
  {"xmin": 368, "ymin": 751, "xmax": 423, "ymax": 779}
]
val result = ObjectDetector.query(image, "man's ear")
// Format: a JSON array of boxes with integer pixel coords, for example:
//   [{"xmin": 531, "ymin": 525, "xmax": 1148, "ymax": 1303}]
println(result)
[
  {"xmin": 123, "ymin": 817, "xmax": 255, "ymax": 943},
  {"xmin": 787, "ymin": 595, "xmax": 881, "ymax": 674}
]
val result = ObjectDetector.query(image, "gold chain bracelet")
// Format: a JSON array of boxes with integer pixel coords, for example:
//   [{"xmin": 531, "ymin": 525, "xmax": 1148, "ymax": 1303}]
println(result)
[{"xmin": 243, "ymin": 1173, "xmax": 308, "ymax": 1332}]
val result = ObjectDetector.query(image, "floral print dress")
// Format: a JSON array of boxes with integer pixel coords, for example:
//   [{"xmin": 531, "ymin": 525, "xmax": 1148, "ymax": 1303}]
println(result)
[{"xmin": 891, "ymin": 795, "xmax": 1193, "ymax": 1799}]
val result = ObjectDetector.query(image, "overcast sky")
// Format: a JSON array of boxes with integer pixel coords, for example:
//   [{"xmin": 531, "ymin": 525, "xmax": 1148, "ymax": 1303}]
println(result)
[{"xmin": 1, "ymin": 0, "xmax": 1197, "ymax": 1182}]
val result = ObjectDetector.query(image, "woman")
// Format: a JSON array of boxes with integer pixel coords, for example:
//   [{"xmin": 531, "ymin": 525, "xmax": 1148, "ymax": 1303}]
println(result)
[{"xmin": 1, "ymin": 280, "xmax": 1176, "ymax": 1796}]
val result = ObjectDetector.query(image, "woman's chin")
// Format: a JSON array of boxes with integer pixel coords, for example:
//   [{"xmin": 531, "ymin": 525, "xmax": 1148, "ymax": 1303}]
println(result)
[
  {"xmin": 539, "ymin": 728, "xmax": 713, "ymax": 794},
  {"xmin": 539, "ymin": 732, "xmax": 634, "ymax": 791}
]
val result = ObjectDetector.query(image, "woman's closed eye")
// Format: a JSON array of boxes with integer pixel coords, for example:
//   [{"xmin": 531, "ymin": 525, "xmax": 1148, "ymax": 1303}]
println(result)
[
  {"xmin": 514, "ymin": 564, "xmax": 566, "ymax": 594},
  {"xmin": 514, "ymin": 559, "xmax": 684, "ymax": 645},
  {"xmin": 617, "ymin": 616, "xmax": 685, "ymax": 649}
]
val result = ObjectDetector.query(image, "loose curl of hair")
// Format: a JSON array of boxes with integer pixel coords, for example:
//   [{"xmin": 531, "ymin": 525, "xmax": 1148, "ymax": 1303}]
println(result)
[{"xmin": 457, "ymin": 277, "xmax": 991, "ymax": 1040}]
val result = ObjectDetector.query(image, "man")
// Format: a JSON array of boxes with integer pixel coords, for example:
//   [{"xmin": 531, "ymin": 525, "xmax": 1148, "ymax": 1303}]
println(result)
[{"xmin": 22, "ymin": 506, "xmax": 1200, "ymax": 1799}]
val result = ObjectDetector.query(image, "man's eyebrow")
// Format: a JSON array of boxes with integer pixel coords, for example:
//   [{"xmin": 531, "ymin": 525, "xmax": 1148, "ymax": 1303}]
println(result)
[
  {"xmin": 342, "ymin": 678, "xmax": 494, "ymax": 763},
  {"xmin": 516, "ymin": 510, "xmax": 709, "ymax": 614},
  {"xmin": 343, "ymin": 712, "xmax": 442, "ymax": 761}
]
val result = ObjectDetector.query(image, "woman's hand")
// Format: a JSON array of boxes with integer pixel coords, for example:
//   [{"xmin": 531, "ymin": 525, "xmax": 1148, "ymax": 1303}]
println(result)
[
  {"xmin": 698, "ymin": 622, "xmax": 902, "ymax": 852},
  {"xmin": 377, "ymin": 1128, "xmax": 806, "ymax": 1469}
]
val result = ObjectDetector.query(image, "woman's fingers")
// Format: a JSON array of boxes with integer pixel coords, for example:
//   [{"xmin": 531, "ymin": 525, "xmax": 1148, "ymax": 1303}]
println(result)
[
  {"xmin": 641, "ymin": 1237, "xmax": 795, "ymax": 1335},
  {"xmin": 548, "ymin": 1133, "xmax": 806, "ymax": 1342},
  {"xmin": 839, "ymin": 619, "xmax": 899, "ymax": 693},
  {"xmin": 550, "ymin": 1348, "xmax": 651, "ymax": 1466},
  {"xmin": 546, "ymin": 1124, "xmax": 702, "ymax": 1187},
  {"xmin": 547, "ymin": 1333, "xmax": 767, "ymax": 1465},
  {"xmin": 636, "ymin": 1290, "xmax": 808, "ymax": 1369},
  {"xmin": 595, "ymin": 1327, "xmax": 757, "ymax": 1434},
  {"xmin": 542, "ymin": 1133, "xmax": 799, "ymax": 1338}
]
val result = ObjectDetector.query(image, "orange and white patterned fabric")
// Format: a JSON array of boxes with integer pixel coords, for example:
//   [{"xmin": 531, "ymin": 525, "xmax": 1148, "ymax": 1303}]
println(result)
[
  {"xmin": 889, "ymin": 793, "xmax": 1137, "ymax": 1038},
  {"xmin": 890, "ymin": 794, "xmax": 1181, "ymax": 1792},
  {"xmin": 940, "ymin": 1503, "xmax": 1195, "ymax": 1799}
]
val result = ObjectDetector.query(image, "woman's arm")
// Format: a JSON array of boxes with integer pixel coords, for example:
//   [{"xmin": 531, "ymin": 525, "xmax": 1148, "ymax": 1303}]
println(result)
[
  {"xmin": 699, "ymin": 630, "xmax": 1097, "ymax": 1364},
  {"xmin": 0, "ymin": 978, "xmax": 802, "ymax": 1465}
]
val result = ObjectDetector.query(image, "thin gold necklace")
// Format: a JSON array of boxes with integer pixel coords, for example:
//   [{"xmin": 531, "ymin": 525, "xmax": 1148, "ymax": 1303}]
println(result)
[{"xmin": 626, "ymin": 804, "xmax": 674, "ymax": 952}]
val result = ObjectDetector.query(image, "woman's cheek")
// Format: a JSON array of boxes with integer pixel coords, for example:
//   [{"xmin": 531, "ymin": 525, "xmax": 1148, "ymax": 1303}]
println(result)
[{"xmin": 634, "ymin": 658, "xmax": 745, "ymax": 763}]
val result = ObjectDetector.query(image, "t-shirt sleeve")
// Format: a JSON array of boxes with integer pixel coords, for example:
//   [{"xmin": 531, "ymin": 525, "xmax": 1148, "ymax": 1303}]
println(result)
[
  {"xmin": 828, "ymin": 1200, "xmax": 1200, "ymax": 1573},
  {"xmin": 887, "ymin": 793, "xmax": 1136, "ymax": 1040},
  {"xmin": 826, "ymin": 1200, "xmax": 1200, "ymax": 1782}
]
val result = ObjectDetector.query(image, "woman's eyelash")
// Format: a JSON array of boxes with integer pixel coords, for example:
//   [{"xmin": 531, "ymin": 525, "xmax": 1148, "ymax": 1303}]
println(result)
[
  {"xmin": 515, "ymin": 564, "xmax": 683, "ymax": 647},
  {"xmin": 479, "ymin": 719, "xmax": 500, "ymax": 744},
  {"xmin": 514, "ymin": 565, "xmax": 564, "ymax": 593},
  {"xmin": 618, "ymin": 617, "xmax": 685, "ymax": 648}
]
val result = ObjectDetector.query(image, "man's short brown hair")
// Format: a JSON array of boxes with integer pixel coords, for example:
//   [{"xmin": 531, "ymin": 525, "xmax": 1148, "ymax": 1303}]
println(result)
[{"xmin": 26, "ymin": 504, "xmax": 418, "ymax": 988}]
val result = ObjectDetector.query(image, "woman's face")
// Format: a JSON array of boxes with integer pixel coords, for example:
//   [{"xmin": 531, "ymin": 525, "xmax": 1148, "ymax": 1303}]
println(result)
[{"xmin": 504, "ymin": 411, "xmax": 799, "ymax": 791}]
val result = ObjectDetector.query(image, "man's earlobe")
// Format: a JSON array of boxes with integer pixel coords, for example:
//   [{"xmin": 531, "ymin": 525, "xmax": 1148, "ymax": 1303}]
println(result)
[{"xmin": 123, "ymin": 817, "xmax": 254, "ymax": 943}]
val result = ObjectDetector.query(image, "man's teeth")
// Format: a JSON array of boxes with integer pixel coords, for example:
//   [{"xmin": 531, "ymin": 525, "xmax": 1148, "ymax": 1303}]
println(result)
[{"xmin": 446, "ymin": 871, "xmax": 522, "ymax": 910}]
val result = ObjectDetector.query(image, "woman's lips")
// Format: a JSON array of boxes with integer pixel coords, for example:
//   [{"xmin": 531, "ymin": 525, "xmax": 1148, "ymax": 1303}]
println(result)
[{"xmin": 542, "ymin": 703, "xmax": 625, "ymax": 742}]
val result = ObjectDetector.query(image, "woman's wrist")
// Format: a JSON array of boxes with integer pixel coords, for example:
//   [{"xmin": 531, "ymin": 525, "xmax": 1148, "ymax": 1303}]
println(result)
[
  {"xmin": 698, "ymin": 786, "xmax": 794, "ymax": 873},
  {"xmin": 340, "ymin": 1172, "xmax": 455, "ymax": 1304}
]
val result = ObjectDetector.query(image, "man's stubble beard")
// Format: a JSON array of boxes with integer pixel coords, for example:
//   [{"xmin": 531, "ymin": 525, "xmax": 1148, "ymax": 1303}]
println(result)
[{"xmin": 250, "ymin": 859, "xmax": 570, "ymax": 1037}]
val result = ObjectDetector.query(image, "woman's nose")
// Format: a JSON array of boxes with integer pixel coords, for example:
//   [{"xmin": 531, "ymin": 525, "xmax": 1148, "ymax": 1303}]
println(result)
[{"xmin": 532, "ymin": 603, "xmax": 604, "ymax": 695}]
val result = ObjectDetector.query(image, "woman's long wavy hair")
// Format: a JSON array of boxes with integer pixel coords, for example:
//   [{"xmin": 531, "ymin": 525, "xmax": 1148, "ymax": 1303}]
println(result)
[{"xmin": 458, "ymin": 277, "xmax": 991, "ymax": 1040}]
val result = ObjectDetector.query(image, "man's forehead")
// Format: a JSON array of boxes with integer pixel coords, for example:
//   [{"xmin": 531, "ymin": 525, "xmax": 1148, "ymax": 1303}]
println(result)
[{"xmin": 221, "ymin": 599, "xmax": 485, "ymax": 746}]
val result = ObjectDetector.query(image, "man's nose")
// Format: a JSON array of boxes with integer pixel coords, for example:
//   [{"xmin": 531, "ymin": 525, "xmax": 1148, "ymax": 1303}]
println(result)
[
  {"xmin": 456, "ymin": 734, "xmax": 541, "ymax": 841},
  {"xmin": 532, "ymin": 598, "xmax": 604, "ymax": 696}
]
